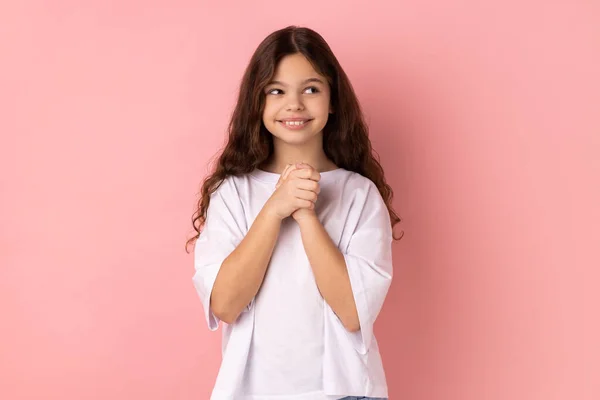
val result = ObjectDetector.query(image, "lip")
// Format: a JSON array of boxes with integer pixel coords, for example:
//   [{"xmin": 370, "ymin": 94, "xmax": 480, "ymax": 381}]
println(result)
[
  {"xmin": 277, "ymin": 119, "xmax": 312, "ymax": 130},
  {"xmin": 277, "ymin": 117, "xmax": 313, "ymax": 122}
]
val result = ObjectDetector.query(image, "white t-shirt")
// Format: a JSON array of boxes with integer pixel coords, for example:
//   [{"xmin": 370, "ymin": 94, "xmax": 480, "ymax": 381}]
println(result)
[{"xmin": 193, "ymin": 167, "xmax": 393, "ymax": 400}]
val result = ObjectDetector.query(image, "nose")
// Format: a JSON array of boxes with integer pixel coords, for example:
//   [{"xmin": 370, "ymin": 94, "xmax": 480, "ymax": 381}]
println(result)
[{"xmin": 285, "ymin": 92, "xmax": 304, "ymax": 111}]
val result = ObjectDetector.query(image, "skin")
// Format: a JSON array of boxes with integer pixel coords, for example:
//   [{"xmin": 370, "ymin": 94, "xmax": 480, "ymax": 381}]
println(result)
[
  {"xmin": 210, "ymin": 53, "xmax": 360, "ymax": 332},
  {"xmin": 260, "ymin": 52, "xmax": 337, "ymax": 175},
  {"xmin": 275, "ymin": 162, "xmax": 318, "ymax": 221},
  {"xmin": 276, "ymin": 162, "xmax": 360, "ymax": 332}
]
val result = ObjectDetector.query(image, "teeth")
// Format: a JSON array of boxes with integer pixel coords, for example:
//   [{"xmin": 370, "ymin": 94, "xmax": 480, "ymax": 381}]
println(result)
[{"xmin": 284, "ymin": 120, "xmax": 307, "ymax": 126}]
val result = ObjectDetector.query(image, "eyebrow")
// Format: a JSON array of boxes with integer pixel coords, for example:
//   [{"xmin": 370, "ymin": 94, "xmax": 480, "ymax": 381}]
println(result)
[{"xmin": 266, "ymin": 78, "xmax": 325, "ymax": 86}]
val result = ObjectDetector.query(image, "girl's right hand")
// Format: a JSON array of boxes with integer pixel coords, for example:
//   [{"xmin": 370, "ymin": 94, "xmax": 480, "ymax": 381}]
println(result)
[{"xmin": 264, "ymin": 164, "xmax": 321, "ymax": 220}]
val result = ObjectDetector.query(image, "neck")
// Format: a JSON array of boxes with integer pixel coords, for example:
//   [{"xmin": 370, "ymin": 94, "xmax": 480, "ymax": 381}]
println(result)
[{"xmin": 261, "ymin": 134, "xmax": 337, "ymax": 174}]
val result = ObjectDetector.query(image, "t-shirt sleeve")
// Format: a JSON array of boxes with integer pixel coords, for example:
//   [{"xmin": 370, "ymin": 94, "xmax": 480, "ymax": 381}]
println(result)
[
  {"xmin": 340, "ymin": 181, "xmax": 394, "ymax": 354},
  {"xmin": 191, "ymin": 177, "xmax": 251, "ymax": 331}
]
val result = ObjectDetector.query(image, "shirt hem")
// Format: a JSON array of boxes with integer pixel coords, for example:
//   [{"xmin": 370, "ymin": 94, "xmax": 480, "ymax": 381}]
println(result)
[{"xmin": 210, "ymin": 386, "xmax": 388, "ymax": 400}]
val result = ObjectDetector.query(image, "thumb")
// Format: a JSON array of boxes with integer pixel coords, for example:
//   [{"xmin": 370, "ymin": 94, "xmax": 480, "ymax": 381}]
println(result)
[{"xmin": 295, "ymin": 162, "xmax": 311, "ymax": 169}]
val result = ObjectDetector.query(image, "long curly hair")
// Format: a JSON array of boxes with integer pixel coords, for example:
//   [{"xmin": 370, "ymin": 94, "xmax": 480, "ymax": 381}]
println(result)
[{"xmin": 185, "ymin": 26, "xmax": 403, "ymax": 253}]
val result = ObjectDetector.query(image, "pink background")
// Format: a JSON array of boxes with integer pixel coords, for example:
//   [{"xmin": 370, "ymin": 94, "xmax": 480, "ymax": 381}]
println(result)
[{"xmin": 1, "ymin": 1, "xmax": 599, "ymax": 399}]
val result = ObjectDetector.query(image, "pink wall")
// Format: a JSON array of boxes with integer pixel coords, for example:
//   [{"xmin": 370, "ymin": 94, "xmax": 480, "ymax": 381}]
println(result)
[{"xmin": 1, "ymin": 1, "xmax": 598, "ymax": 399}]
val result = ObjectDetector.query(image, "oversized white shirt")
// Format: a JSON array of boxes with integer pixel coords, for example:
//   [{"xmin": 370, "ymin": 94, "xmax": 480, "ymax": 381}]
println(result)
[{"xmin": 192, "ymin": 167, "xmax": 393, "ymax": 400}]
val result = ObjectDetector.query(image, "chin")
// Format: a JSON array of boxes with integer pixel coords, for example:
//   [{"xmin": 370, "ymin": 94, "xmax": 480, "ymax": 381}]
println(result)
[{"xmin": 274, "ymin": 134, "xmax": 313, "ymax": 146}]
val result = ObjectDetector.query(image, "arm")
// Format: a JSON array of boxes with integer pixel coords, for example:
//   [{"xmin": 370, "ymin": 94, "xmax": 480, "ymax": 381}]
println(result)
[
  {"xmin": 297, "ymin": 215, "xmax": 360, "ymax": 332},
  {"xmin": 192, "ymin": 177, "xmax": 282, "ymax": 330},
  {"xmin": 298, "ymin": 181, "xmax": 394, "ymax": 354},
  {"xmin": 210, "ymin": 204, "xmax": 282, "ymax": 324}
]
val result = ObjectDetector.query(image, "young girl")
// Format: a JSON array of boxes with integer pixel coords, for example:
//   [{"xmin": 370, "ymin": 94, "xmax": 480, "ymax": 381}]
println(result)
[{"xmin": 187, "ymin": 25, "xmax": 402, "ymax": 400}]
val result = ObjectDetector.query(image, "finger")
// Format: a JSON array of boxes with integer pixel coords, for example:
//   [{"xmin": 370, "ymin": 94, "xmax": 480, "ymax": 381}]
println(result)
[
  {"xmin": 295, "ymin": 198, "xmax": 314, "ymax": 210},
  {"xmin": 296, "ymin": 163, "xmax": 321, "ymax": 182},
  {"xmin": 290, "ymin": 167, "xmax": 321, "ymax": 182},
  {"xmin": 276, "ymin": 164, "xmax": 292, "ymax": 188},
  {"xmin": 295, "ymin": 162, "xmax": 313, "ymax": 170},
  {"xmin": 294, "ymin": 188, "xmax": 318, "ymax": 202},
  {"xmin": 283, "ymin": 164, "xmax": 298, "ymax": 181},
  {"xmin": 277, "ymin": 165, "xmax": 297, "ymax": 189},
  {"xmin": 311, "ymin": 169, "xmax": 321, "ymax": 182},
  {"xmin": 295, "ymin": 178, "xmax": 320, "ymax": 193},
  {"xmin": 281, "ymin": 164, "xmax": 292, "ymax": 179}
]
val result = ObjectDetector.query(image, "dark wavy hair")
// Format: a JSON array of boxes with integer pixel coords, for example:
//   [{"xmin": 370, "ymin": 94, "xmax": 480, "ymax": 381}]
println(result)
[{"xmin": 185, "ymin": 25, "xmax": 403, "ymax": 253}]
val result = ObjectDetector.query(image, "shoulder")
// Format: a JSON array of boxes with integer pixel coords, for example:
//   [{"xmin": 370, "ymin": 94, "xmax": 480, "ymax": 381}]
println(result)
[
  {"xmin": 339, "ymin": 170, "xmax": 384, "ymax": 206},
  {"xmin": 211, "ymin": 174, "xmax": 245, "ymax": 198},
  {"xmin": 206, "ymin": 174, "xmax": 247, "ymax": 216},
  {"xmin": 340, "ymin": 171, "xmax": 391, "ymax": 233}
]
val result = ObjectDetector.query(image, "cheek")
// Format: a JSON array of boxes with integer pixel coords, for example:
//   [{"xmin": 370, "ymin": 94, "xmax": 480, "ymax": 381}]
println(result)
[
  {"xmin": 262, "ymin": 101, "xmax": 277, "ymax": 120},
  {"xmin": 312, "ymin": 92, "xmax": 330, "ymax": 107},
  {"xmin": 262, "ymin": 107, "xmax": 273, "ymax": 122},
  {"xmin": 314, "ymin": 98, "xmax": 331, "ymax": 115}
]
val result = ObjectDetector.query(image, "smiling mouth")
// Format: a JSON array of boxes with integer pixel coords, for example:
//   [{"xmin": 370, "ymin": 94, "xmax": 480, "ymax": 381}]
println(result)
[{"xmin": 277, "ymin": 119, "xmax": 313, "ymax": 126}]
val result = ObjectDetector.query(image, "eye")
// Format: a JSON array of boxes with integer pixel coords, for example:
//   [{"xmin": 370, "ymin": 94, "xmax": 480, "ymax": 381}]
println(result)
[{"xmin": 266, "ymin": 86, "xmax": 320, "ymax": 95}]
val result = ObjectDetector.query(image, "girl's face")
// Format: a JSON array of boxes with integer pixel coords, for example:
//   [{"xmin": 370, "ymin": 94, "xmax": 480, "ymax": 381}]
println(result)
[{"xmin": 262, "ymin": 53, "xmax": 333, "ymax": 145}]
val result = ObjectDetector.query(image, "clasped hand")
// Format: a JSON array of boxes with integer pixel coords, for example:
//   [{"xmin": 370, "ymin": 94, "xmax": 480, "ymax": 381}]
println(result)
[{"xmin": 266, "ymin": 162, "xmax": 321, "ymax": 222}]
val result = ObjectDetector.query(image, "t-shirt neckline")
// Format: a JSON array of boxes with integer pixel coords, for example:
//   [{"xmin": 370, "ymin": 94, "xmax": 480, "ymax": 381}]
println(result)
[{"xmin": 250, "ymin": 167, "xmax": 346, "ymax": 184}]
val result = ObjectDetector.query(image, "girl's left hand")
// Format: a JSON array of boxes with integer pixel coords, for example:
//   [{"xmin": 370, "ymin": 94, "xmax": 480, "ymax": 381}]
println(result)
[{"xmin": 276, "ymin": 162, "xmax": 319, "ymax": 222}]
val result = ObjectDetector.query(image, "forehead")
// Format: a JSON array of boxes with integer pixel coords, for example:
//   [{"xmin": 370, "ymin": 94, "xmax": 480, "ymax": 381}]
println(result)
[{"xmin": 271, "ymin": 53, "xmax": 325, "ymax": 83}]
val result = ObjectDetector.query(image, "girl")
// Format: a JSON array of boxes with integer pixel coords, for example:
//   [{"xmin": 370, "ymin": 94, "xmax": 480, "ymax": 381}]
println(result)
[{"xmin": 187, "ymin": 25, "xmax": 402, "ymax": 400}]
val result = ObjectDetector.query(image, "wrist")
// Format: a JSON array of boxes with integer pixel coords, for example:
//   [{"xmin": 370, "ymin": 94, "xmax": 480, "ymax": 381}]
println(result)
[
  {"xmin": 262, "ymin": 201, "xmax": 285, "ymax": 222},
  {"xmin": 294, "ymin": 210, "xmax": 319, "ymax": 224}
]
